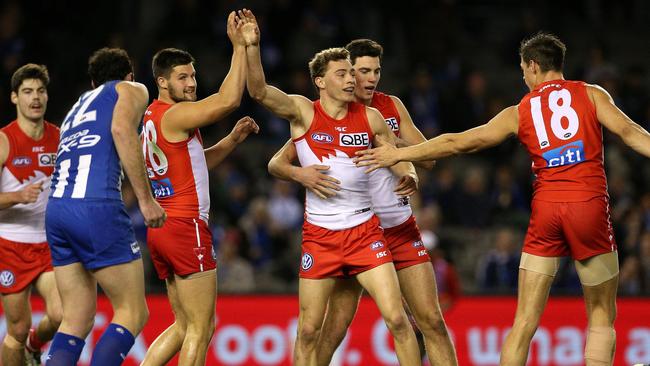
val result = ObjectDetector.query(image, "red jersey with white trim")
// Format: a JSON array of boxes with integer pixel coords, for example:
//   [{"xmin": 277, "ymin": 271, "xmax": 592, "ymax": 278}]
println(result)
[
  {"xmin": 368, "ymin": 92, "xmax": 413, "ymax": 228},
  {"xmin": 518, "ymin": 80, "xmax": 607, "ymax": 202},
  {"xmin": 142, "ymin": 100, "xmax": 210, "ymax": 222},
  {"xmin": 294, "ymin": 101, "xmax": 374, "ymax": 230},
  {"xmin": 0, "ymin": 121, "xmax": 59, "ymax": 243}
]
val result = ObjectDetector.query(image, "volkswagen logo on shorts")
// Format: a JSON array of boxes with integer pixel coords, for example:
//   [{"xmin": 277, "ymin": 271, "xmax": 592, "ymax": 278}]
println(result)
[
  {"xmin": 0, "ymin": 270, "xmax": 15, "ymax": 287},
  {"xmin": 301, "ymin": 253, "xmax": 314, "ymax": 271}
]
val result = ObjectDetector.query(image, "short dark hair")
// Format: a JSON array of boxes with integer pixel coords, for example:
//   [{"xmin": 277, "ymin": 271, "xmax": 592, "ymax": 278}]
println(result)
[
  {"xmin": 11, "ymin": 64, "xmax": 50, "ymax": 93},
  {"xmin": 519, "ymin": 32, "xmax": 566, "ymax": 73},
  {"xmin": 345, "ymin": 39, "xmax": 383, "ymax": 65},
  {"xmin": 88, "ymin": 48, "xmax": 134, "ymax": 86},
  {"xmin": 308, "ymin": 47, "xmax": 350, "ymax": 88},
  {"xmin": 152, "ymin": 48, "xmax": 195, "ymax": 80}
]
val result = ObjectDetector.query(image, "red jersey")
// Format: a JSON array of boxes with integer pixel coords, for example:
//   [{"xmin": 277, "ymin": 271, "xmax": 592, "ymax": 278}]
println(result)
[
  {"xmin": 518, "ymin": 80, "xmax": 607, "ymax": 202},
  {"xmin": 141, "ymin": 100, "xmax": 210, "ymax": 221},
  {"xmin": 0, "ymin": 121, "xmax": 59, "ymax": 243},
  {"xmin": 294, "ymin": 101, "xmax": 374, "ymax": 230},
  {"xmin": 371, "ymin": 92, "xmax": 401, "ymax": 137}
]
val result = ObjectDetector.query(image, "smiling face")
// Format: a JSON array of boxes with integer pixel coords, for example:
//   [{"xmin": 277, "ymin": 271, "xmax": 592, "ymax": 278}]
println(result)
[
  {"xmin": 352, "ymin": 56, "xmax": 381, "ymax": 103},
  {"xmin": 159, "ymin": 63, "xmax": 197, "ymax": 102},
  {"xmin": 11, "ymin": 78, "xmax": 48, "ymax": 123},
  {"xmin": 315, "ymin": 59, "xmax": 356, "ymax": 103}
]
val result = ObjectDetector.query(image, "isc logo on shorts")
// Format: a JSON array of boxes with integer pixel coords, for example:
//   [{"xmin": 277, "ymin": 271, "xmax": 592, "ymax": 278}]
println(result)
[
  {"xmin": 542, "ymin": 140, "xmax": 585, "ymax": 168},
  {"xmin": 340, "ymin": 133, "xmax": 369, "ymax": 147},
  {"xmin": 301, "ymin": 253, "xmax": 314, "ymax": 271},
  {"xmin": 417, "ymin": 250, "xmax": 427, "ymax": 257},
  {"xmin": 376, "ymin": 251, "xmax": 388, "ymax": 259},
  {"xmin": 0, "ymin": 270, "xmax": 15, "ymax": 287}
]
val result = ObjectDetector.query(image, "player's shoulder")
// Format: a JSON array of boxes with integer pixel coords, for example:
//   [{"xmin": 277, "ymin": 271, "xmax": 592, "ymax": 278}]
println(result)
[
  {"xmin": 115, "ymin": 81, "xmax": 149, "ymax": 104},
  {"xmin": 0, "ymin": 130, "xmax": 9, "ymax": 164}
]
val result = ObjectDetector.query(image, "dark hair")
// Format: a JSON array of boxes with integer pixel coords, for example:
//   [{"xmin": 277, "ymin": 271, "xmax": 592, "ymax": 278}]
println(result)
[
  {"xmin": 11, "ymin": 64, "xmax": 50, "ymax": 93},
  {"xmin": 519, "ymin": 32, "xmax": 566, "ymax": 73},
  {"xmin": 88, "ymin": 48, "xmax": 134, "ymax": 86},
  {"xmin": 152, "ymin": 48, "xmax": 195, "ymax": 80},
  {"xmin": 308, "ymin": 47, "xmax": 350, "ymax": 88},
  {"xmin": 345, "ymin": 39, "xmax": 383, "ymax": 65}
]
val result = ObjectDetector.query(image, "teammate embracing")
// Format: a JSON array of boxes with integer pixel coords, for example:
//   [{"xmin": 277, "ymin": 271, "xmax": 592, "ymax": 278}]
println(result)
[{"xmin": 356, "ymin": 32, "xmax": 650, "ymax": 366}]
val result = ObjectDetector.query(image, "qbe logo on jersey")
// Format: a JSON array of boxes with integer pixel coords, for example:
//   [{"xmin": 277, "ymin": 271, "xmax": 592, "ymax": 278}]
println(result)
[
  {"xmin": 542, "ymin": 140, "xmax": 585, "ymax": 168},
  {"xmin": 340, "ymin": 132, "xmax": 369, "ymax": 147}
]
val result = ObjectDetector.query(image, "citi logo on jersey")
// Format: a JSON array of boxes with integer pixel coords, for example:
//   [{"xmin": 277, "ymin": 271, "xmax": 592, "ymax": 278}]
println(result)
[
  {"xmin": 12, "ymin": 156, "xmax": 31, "ymax": 166},
  {"xmin": 542, "ymin": 140, "xmax": 585, "ymax": 168},
  {"xmin": 340, "ymin": 133, "xmax": 369, "ymax": 147},
  {"xmin": 151, "ymin": 178, "xmax": 175, "ymax": 198},
  {"xmin": 311, "ymin": 132, "xmax": 333, "ymax": 144}
]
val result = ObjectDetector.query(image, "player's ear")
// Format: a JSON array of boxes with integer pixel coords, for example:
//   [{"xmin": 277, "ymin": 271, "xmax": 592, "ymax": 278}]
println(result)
[
  {"xmin": 157, "ymin": 76, "xmax": 168, "ymax": 90},
  {"xmin": 10, "ymin": 91, "xmax": 18, "ymax": 105},
  {"xmin": 314, "ymin": 76, "xmax": 325, "ymax": 89},
  {"xmin": 125, "ymin": 72, "xmax": 134, "ymax": 82}
]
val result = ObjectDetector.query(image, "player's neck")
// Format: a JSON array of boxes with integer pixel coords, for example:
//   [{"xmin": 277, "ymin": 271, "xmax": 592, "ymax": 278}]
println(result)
[
  {"xmin": 157, "ymin": 93, "xmax": 177, "ymax": 105},
  {"xmin": 355, "ymin": 96, "xmax": 372, "ymax": 106},
  {"xmin": 16, "ymin": 116, "xmax": 44, "ymax": 140},
  {"xmin": 535, "ymin": 72, "xmax": 564, "ymax": 87},
  {"xmin": 319, "ymin": 97, "xmax": 349, "ymax": 120}
]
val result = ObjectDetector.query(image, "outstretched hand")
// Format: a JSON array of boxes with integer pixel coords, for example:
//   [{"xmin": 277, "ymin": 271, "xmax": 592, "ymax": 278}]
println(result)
[
  {"xmin": 227, "ymin": 11, "xmax": 246, "ymax": 47},
  {"xmin": 354, "ymin": 135, "xmax": 400, "ymax": 173},
  {"xmin": 229, "ymin": 116, "xmax": 260, "ymax": 143},
  {"xmin": 236, "ymin": 8, "xmax": 260, "ymax": 46}
]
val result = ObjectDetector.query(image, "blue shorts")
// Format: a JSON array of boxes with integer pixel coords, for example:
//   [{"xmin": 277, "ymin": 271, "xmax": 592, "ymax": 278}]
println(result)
[{"xmin": 45, "ymin": 198, "xmax": 141, "ymax": 269}]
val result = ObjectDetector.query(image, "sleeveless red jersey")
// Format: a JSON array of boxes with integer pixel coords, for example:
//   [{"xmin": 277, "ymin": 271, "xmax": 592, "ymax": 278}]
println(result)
[
  {"xmin": 0, "ymin": 121, "xmax": 59, "ymax": 243},
  {"xmin": 294, "ymin": 101, "xmax": 375, "ymax": 230},
  {"xmin": 371, "ymin": 92, "xmax": 401, "ymax": 137},
  {"xmin": 142, "ymin": 100, "xmax": 210, "ymax": 221},
  {"xmin": 518, "ymin": 80, "xmax": 607, "ymax": 202},
  {"xmin": 368, "ymin": 92, "xmax": 413, "ymax": 228}
]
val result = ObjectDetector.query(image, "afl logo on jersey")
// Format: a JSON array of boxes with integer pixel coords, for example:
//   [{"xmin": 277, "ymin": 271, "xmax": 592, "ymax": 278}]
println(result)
[
  {"xmin": 311, "ymin": 132, "xmax": 333, "ymax": 144},
  {"xmin": 0, "ymin": 270, "xmax": 15, "ymax": 287},
  {"xmin": 301, "ymin": 253, "xmax": 314, "ymax": 271},
  {"xmin": 12, "ymin": 156, "xmax": 31, "ymax": 167},
  {"xmin": 340, "ymin": 133, "xmax": 369, "ymax": 147}
]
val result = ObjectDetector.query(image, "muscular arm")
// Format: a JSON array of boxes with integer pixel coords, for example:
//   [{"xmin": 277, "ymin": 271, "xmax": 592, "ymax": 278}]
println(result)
[
  {"xmin": 163, "ymin": 12, "xmax": 247, "ymax": 134},
  {"xmin": 111, "ymin": 82, "xmax": 165, "ymax": 227},
  {"xmin": 0, "ymin": 132, "xmax": 42, "ymax": 209},
  {"xmin": 589, "ymin": 84, "xmax": 650, "ymax": 158},
  {"xmin": 268, "ymin": 140, "xmax": 340, "ymax": 199},
  {"xmin": 356, "ymin": 105, "xmax": 519, "ymax": 169},
  {"xmin": 204, "ymin": 116, "xmax": 259, "ymax": 170},
  {"xmin": 390, "ymin": 95, "xmax": 435, "ymax": 170}
]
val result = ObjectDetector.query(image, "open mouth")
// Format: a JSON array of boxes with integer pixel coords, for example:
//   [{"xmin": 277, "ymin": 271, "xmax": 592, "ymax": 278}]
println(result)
[{"xmin": 343, "ymin": 87, "xmax": 355, "ymax": 93}]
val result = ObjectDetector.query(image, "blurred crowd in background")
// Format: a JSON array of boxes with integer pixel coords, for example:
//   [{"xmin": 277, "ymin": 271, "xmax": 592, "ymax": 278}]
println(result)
[{"xmin": 1, "ymin": 0, "xmax": 649, "ymax": 300}]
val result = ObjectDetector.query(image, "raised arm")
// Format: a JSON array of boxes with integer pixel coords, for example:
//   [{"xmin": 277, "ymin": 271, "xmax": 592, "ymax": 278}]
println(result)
[
  {"xmin": 241, "ymin": 9, "xmax": 309, "ymax": 125},
  {"xmin": 356, "ymin": 105, "xmax": 519, "ymax": 170},
  {"xmin": 268, "ymin": 139, "xmax": 340, "ymax": 199},
  {"xmin": 390, "ymin": 95, "xmax": 435, "ymax": 170},
  {"xmin": 204, "ymin": 116, "xmax": 259, "ymax": 170},
  {"xmin": 367, "ymin": 107, "xmax": 418, "ymax": 196},
  {"xmin": 588, "ymin": 84, "xmax": 650, "ymax": 158},
  {"xmin": 163, "ymin": 12, "xmax": 248, "ymax": 133},
  {"xmin": 112, "ymin": 81, "xmax": 166, "ymax": 228},
  {"xmin": 0, "ymin": 132, "xmax": 43, "ymax": 209}
]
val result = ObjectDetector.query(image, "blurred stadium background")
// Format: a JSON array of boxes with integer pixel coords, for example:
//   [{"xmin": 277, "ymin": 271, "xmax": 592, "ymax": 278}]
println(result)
[{"xmin": 0, "ymin": 0, "xmax": 649, "ymax": 365}]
